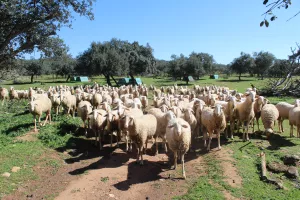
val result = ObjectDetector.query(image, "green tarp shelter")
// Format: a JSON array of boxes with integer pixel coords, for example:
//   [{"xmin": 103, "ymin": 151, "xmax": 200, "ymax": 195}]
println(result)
[
  {"xmin": 188, "ymin": 76, "xmax": 194, "ymax": 82},
  {"xmin": 71, "ymin": 76, "xmax": 89, "ymax": 82},
  {"xmin": 210, "ymin": 74, "xmax": 219, "ymax": 79}
]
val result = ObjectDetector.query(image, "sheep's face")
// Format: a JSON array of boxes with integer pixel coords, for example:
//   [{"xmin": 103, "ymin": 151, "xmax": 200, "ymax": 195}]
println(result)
[
  {"xmin": 168, "ymin": 120, "xmax": 188, "ymax": 137},
  {"xmin": 214, "ymin": 104, "xmax": 223, "ymax": 116},
  {"xmin": 245, "ymin": 91, "xmax": 255, "ymax": 102},
  {"xmin": 29, "ymin": 101, "xmax": 36, "ymax": 112},
  {"xmin": 122, "ymin": 115, "xmax": 133, "ymax": 129},
  {"xmin": 160, "ymin": 105, "xmax": 168, "ymax": 113},
  {"xmin": 228, "ymin": 96, "xmax": 237, "ymax": 108},
  {"xmin": 184, "ymin": 108, "xmax": 194, "ymax": 119}
]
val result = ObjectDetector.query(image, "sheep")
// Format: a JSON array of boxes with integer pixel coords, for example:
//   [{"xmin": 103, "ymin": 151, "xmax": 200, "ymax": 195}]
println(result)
[
  {"xmin": 201, "ymin": 104, "xmax": 226, "ymax": 151},
  {"xmin": 276, "ymin": 99, "xmax": 300, "ymax": 133},
  {"xmin": 261, "ymin": 104, "xmax": 279, "ymax": 139},
  {"xmin": 235, "ymin": 91, "xmax": 256, "ymax": 141},
  {"xmin": 50, "ymin": 93, "xmax": 61, "ymax": 115},
  {"xmin": 102, "ymin": 94, "xmax": 112, "ymax": 105},
  {"xmin": 123, "ymin": 114, "xmax": 157, "ymax": 165},
  {"xmin": 77, "ymin": 101, "xmax": 93, "ymax": 135},
  {"xmin": 107, "ymin": 110, "xmax": 121, "ymax": 147},
  {"xmin": 0, "ymin": 87, "xmax": 9, "ymax": 105},
  {"xmin": 140, "ymin": 96, "xmax": 148, "ymax": 110},
  {"xmin": 288, "ymin": 105, "xmax": 300, "ymax": 138},
  {"xmin": 28, "ymin": 97, "xmax": 52, "ymax": 132},
  {"xmin": 61, "ymin": 95, "xmax": 77, "ymax": 117},
  {"xmin": 223, "ymin": 96, "xmax": 237, "ymax": 139},
  {"xmin": 92, "ymin": 93, "xmax": 102, "ymax": 109},
  {"xmin": 253, "ymin": 96, "xmax": 268, "ymax": 132},
  {"xmin": 166, "ymin": 117, "xmax": 191, "ymax": 179},
  {"xmin": 147, "ymin": 108, "xmax": 176, "ymax": 155},
  {"xmin": 9, "ymin": 87, "xmax": 19, "ymax": 100},
  {"xmin": 160, "ymin": 104, "xmax": 169, "ymax": 113},
  {"xmin": 183, "ymin": 108, "xmax": 197, "ymax": 148},
  {"xmin": 89, "ymin": 109, "xmax": 107, "ymax": 149},
  {"xmin": 119, "ymin": 107, "xmax": 144, "ymax": 152}
]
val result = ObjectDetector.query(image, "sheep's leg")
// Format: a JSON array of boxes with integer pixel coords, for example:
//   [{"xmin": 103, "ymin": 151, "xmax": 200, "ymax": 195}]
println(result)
[
  {"xmin": 278, "ymin": 120, "xmax": 281, "ymax": 132},
  {"xmin": 163, "ymin": 135, "xmax": 168, "ymax": 153},
  {"xmin": 203, "ymin": 130, "xmax": 208, "ymax": 147},
  {"xmin": 48, "ymin": 112, "xmax": 51, "ymax": 124},
  {"xmin": 136, "ymin": 146, "xmax": 140, "ymax": 163},
  {"xmin": 125, "ymin": 135, "xmax": 129, "ymax": 152},
  {"xmin": 140, "ymin": 146, "xmax": 144, "ymax": 165},
  {"xmin": 83, "ymin": 120, "xmax": 87, "ymax": 136},
  {"xmin": 217, "ymin": 131, "xmax": 221, "ymax": 150},
  {"xmin": 281, "ymin": 120, "xmax": 284, "ymax": 133},
  {"xmin": 34, "ymin": 117, "xmax": 37, "ymax": 132},
  {"xmin": 116, "ymin": 130, "xmax": 120, "ymax": 147},
  {"xmin": 129, "ymin": 139, "xmax": 133, "ymax": 152},
  {"xmin": 290, "ymin": 125, "xmax": 294, "ymax": 137},
  {"xmin": 38, "ymin": 116, "xmax": 42, "ymax": 126},
  {"xmin": 182, "ymin": 153, "xmax": 186, "ymax": 179},
  {"xmin": 173, "ymin": 151, "xmax": 178, "ymax": 170},
  {"xmin": 155, "ymin": 136, "xmax": 158, "ymax": 155},
  {"xmin": 207, "ymin": 132, "xmax": 212, "ymax": 151},
  {"xmin": 43, "ymin": 114, "xmax": 48, "ymax": 126},
  {"xmin": 245, "ymin": 121, "xmax": 250, "ymax": 141},
  {"xmin": 256, "ymin": 118, "xmax": 260, "ymax": 131},
  {"xmin": 67, "ymin": 108, "xmax": 71, "ymax": 117},
  {"xmin": 230, "ymin": 121, "xmax": 234, "ymax": 139},
  {"xmin": 297, "ymin": 126, "xmax": 300, "ymax": 138}
]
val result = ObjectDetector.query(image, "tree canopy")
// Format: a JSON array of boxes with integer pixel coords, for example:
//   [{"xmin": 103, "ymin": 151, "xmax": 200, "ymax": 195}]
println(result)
[
  {"xmin": 230, "ymin": 52, "xmax": 255, "ymax": 80},
  {"xmin": 0, "ymin": 0, "xmax": 95, "ymax": 66}
]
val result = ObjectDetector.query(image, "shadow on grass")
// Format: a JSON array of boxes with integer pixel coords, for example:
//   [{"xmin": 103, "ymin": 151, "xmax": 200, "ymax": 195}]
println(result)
[{"xmin": 216, "ymin": 79, "xmax": 256, "ymax": 83}]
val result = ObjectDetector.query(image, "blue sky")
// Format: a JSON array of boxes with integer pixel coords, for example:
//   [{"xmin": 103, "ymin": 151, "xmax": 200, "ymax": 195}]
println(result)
[{"xmin": 57, "ymin": 0, "xmax": 300, "ymax": 64}]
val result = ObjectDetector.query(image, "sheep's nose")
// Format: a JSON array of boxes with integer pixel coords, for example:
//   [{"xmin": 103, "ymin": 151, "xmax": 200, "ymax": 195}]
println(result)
[{"xmin": 124, "ymin": 124, "xmax": 128, "ymax": 129}]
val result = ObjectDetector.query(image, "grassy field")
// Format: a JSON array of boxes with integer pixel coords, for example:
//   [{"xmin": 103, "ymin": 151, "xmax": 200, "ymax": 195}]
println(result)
[{"xmin": 1, "ymin": 75, "xmax": 299, "ymax": 199}]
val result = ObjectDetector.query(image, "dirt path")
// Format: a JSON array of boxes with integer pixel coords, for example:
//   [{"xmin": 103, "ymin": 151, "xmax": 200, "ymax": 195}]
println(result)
[{"xmin": 3, "ymin": 137, "xmax": 242, "ymax": 200}]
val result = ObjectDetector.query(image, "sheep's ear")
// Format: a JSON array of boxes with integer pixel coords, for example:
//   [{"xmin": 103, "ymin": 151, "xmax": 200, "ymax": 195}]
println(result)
[
  {"xmin": 181, "ymin": 124, "xmax": 188, "ymax": 128},
  {"xmin": 88, "ymin": 111, "xmax": 93, "ymax": 115}
]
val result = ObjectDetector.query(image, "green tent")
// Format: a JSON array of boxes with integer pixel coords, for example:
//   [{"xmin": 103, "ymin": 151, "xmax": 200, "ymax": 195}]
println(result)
[{"xmin": 71, "ymin": 76, "xmax": 89, "ymax": 82}]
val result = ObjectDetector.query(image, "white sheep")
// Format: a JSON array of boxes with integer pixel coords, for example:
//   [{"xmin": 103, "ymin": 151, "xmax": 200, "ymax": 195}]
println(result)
[
  {"xmin": 288, "ymin": 105, "xmax": 300, "ymax": 138},
  {"xmin": 107, "ymin": 110, "xmax": 121, "ymax": 147},
  {"xmin": 61, "ymin": 95, "xmax": 77, "ymax": 117},
  {"xmin": 235, "ymin": 91, "xmax": 256, "ymax": 141},
  {"xmin": 77, "ymin": 101, "xmax": 93, "ymax": 135},
  {"xmin": 201, "ymin": 104, "xmax": 226, "ymax": 151},
  {"xmin": 253, "ymin": 96, "xmax": 268, "ymax": 132},
  {"xmin": 123, "ymin": 114, "xmax": 157, "ymax": 165},
  {"xmin": 50, "ymin": 93, "xmax": 61, "ymax": 115},
  {"xmin": 140, "ymin": 96, "xmax": 148, "ymax": 110},
  {"xmin": 119, "ymin": 107, "xmax": 144, "ymax": 152},
  {"xmin": 166, "ymin": 117, "xmax": 191, "ymax": 179},
  {"xmin": 183, "ymin": 107, "xmax": 197, "ymax": 148},
  {"xmin": 276, "ymin": 99, "xmax": 300, "ymax": 133},
  {"xmin": 89, "ymin": 109, "xmax": 107, "ymax": 149},
  {"xmin": 0, "ymin": 87, "xmax": 9, "ymax": 105},
  {"xmin": 147, "ymin": 108, "xmax": 176, "ymax": 154},
  {"xmin": 29, "ymin": 97, "xmax": 52, "ymax": 132},
  {"xmin": 92, "ymin": 93, "xmax": 102, "ymax": 109},
  {"xmin": 261, "ymin": 104, "xmax": 279, "ymax": 139},
  {"xmin": 223, "ymin": 96, "xmax": 237, "ymax": 139}
]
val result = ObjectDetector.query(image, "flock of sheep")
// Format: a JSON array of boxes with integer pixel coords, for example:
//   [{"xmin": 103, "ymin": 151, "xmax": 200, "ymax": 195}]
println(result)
[{"xmin": 1, "ymin": 83, "xmax": 300, "ymax": 179}]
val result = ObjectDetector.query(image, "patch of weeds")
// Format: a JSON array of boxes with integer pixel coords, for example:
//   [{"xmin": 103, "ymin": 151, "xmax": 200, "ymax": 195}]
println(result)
[
  {"xmin": 100, "ymin": 176, "xmax": 109, "ymax": 183},
  {"xmin": 71, "ymin": 188, "xmax": 81, "ymax": 193},
  {"xmin": 152, "ymin": 183, "xmax": 161, "ymax": 189}
]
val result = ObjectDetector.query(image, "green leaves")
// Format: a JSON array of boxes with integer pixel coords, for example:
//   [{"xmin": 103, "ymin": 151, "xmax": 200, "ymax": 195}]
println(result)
[
  {"xmin": 265, "ymin": 19, "xmax": 269, "ymax": 27},
  {"xmin": 263, "ymin": 0, "xmax": 269, "ymax": 5},
  {"xmin": 260, "ymin": 21, "xmax": 265, "ymax": 27}
]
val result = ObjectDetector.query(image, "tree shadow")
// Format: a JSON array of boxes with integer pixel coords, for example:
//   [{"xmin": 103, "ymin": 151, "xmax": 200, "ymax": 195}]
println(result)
[{"xmin": 216, "ymin": 79, "xmax": 256, "ymax": 83}]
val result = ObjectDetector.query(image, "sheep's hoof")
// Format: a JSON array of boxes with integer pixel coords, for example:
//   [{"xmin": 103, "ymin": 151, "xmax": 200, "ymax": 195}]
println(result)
[
  {"xmin": 140, "ymin": 161, "xmax": 144, "ymax": 166},
  {"xmin": 183, "ymin": 174, "xmax": 186, "ymax": 180},
  {"xmin": 170, "ymin": 166, "xmax": 176, "ymax": 170},
  {"xmin": 218, "ymin": 147, "xmax": 222, "ymax": 150}
]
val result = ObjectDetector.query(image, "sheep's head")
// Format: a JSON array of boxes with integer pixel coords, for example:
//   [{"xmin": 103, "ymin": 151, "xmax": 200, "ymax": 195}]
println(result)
[
  {"xmin": 167, "ymin": 119, "xmax": 188, "ymax": 137},
  {"xmin": 165, "ymin": 110, "xmax": 176, "ymax": 121},
  {"xmin": 245, "ymin": 91, "xmax": 255, "ymax": 102},
  {"xmin": 265, "ymin": 128, "xmax": 273, "ymax": 139},
  {"xmin": 29, "ymin": 101, "xmax": 37, "ymax": 112},
  {"xmin": 122, "ymin": 115, "xmax": 134, "ymax": 129},
  {"xmin": 160, "ymin": 104, "xmax": 169, "ymax": 113},
  {"xmin": 184, "ymin": 108, "xmax": 194, "ymax": 119},
  {"xmin": 214, "ymin": 104, "xmax": 224, "ymax": 117},
  {"xmin": 228, "ymin": 96, "xmax": 237, "ymax": 109}
]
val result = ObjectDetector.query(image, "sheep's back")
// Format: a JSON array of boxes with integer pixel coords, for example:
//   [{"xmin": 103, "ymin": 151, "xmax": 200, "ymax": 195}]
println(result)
[
  {"xmin": 261, "ymin": 104, "xmax": 279, "ymax": 130},
  {"xmin": 276, "ymin": 102, "xmax": 294, "ymax": 120}
]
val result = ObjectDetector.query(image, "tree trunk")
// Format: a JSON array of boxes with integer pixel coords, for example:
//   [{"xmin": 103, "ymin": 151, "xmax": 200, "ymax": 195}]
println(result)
[
  {"xmin": 239, "ymin": 73, "xmax": 241, "ymax": 81},
  {"xmin": 66, "ymin": 75, "xmax": 71, "ymax": 82},
  {"xmin": 104, "ymin": 74, "xmax": 112, "ymax": 86},
  {"xmin": 129, "ymin": 72, "xmax": 136, "ymax": 86},
  {"xmin": 31, "ymin": 74, "xmax": 34, "ymax": 83},
  {"xmin": 110, "ymin": 75, "xmax": 119, "ymax": 87}
]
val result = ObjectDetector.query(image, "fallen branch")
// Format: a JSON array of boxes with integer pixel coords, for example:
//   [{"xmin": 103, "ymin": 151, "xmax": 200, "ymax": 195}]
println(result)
[{"xmin": 258, "ymin": 152, "xmax": 284, "ymax": 189}]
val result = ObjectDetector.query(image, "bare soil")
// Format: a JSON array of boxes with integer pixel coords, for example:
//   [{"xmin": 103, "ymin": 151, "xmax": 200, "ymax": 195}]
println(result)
[{"xmin": 2, "ymin": 136, "xmax": 241, "ymax": 200}]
